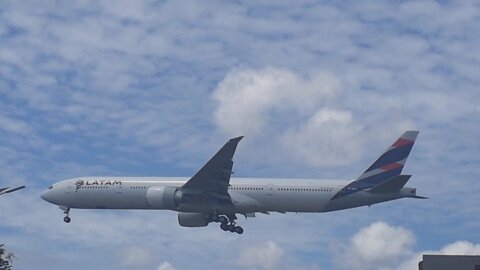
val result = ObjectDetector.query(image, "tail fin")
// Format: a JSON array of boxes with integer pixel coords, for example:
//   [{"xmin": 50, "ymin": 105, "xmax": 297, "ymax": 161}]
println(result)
[
  {"xmin": 332, "ymin": 131, "xmax": 419, "ymax": 199},
  {"xmin": 355, "ymin": 130, "xmax": 419, "ymax": 186}
]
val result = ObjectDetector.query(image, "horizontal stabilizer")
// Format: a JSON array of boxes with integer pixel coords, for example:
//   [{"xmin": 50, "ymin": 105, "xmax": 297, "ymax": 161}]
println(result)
[{"xmin": 369, "ymin": 175, "xmax": 411, "ymax": 193}]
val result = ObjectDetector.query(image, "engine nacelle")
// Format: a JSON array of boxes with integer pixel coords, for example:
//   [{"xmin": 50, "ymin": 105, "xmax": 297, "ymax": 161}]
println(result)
[
  {"xmin": 146, "ymin": 186, "xmax": 182, "ymax": 210},
  {"xmin": 177, "ymin": 213, "xmax": 208, "ymax": 227}
]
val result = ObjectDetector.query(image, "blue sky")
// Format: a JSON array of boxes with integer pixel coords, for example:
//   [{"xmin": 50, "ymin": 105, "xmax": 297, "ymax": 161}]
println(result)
[{"xmin": 0, "ymin": 0, "xmax": 479, "ymax": 269}]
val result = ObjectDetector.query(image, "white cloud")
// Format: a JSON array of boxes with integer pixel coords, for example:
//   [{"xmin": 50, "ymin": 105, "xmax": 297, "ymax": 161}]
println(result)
[
  {"xmin": 352, "ymin": 222, "xmax": 414, "ymax": 263},
  {"xmin": 157, "ymin": 261, "xmax": 176, "ymax": 270},
  {"xmin": 281, "ymin": 108, "xmax": 362, "ymax": 166},
  {"xmin": 213, "ymin": 67, "xmax": 339, "ymax": 138},
  {"xmin": 439, "ymin": 241, "xmax": 480, "ymax": 255},
  {"xmin": 335, "ymin": 222, "xmax": 415, "ymax": 270},
  {"xmin": 119, "ymin": 245, "xmax": 152, "ymax": 266},
  {"xmin": 0, "ymin": 115, "xmax": 31, "ymax": 135},
  {"xmin": 237, "ymin": 240, "xmax": 285, "ymax": 270},
  {"xmin": 213, "ymin": 67, "xmax": 365, "ymax": 168}
]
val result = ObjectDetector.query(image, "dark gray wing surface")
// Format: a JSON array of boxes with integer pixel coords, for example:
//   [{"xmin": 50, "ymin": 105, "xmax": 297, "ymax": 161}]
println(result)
[{"xmin": 182, "ymin": 136, "xmax": 243, "ymax": 200}]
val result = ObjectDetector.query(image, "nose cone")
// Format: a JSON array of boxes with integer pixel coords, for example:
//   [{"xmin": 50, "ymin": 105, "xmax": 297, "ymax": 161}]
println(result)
[
  {"xmin": 41, "ymin": 187, "xmax": 60, "ymax": 205},
  {"xmin": 41, "ymin": 189, "xmax": 52, "ymax": 202}
]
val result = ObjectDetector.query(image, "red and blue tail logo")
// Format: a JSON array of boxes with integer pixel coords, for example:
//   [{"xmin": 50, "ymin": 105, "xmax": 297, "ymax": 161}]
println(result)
[{"xmin": 332, "ymin": 131, "xmax": 419, "ymax": 200}]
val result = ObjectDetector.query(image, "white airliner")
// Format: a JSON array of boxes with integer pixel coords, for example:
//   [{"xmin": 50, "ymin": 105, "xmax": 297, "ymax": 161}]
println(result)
[
  {"xmin": 41, "ymin": 131, "xmax": 425, "ymax": 234},
  {"xmin": 0, "ymin": 186, "xmax": 25, "ymax": 196}
]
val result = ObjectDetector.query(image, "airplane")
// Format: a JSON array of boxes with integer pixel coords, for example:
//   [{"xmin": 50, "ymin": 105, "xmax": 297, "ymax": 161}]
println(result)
[
  {"xmin": 41, "ymin": 131, "xmax": 425, "ymax": 234},
  {"xmin": 0, "ymin": 186, "xmax": 25, "ymax": 196}
]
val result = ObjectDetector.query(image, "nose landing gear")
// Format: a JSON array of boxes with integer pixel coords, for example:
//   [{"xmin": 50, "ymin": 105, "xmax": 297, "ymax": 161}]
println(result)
[{"xmin": 60, "ymin": 206, "xmax": 71, "ymax": 223}]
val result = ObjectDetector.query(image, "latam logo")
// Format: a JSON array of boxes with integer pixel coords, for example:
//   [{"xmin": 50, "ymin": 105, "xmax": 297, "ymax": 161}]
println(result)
[{"xmin": 75, "ymin": 179, "xmax": 122, "ymax": 190}]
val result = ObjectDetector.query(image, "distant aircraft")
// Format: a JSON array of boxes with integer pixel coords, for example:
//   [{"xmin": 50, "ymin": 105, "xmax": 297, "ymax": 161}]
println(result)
[
  {"xmin": 41, "ymin": 131, "xmax": 425, "ymax": 234},
  {"xmin": 0, "ymin": 186, "xmax": 25, "ymax": 196}
]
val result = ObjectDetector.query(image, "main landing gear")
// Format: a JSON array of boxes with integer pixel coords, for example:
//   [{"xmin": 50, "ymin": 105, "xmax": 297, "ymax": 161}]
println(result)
[
  {"xmin": 207, "ymin": 214, "xmax": 244, "ymax": 234},
  {"xmin": 60, "ymin": 206, "xmax": 71, "ymax": 223}
]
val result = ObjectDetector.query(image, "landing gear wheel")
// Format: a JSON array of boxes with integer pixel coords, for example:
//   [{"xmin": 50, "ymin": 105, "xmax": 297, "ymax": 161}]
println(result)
[
  {"xmin": 216, "ymin": 214, "xmax": 244, "ymax": 234},
  {"xmin": 60, "ymin": 206, "xmax": 71, "ymax": 224},
  {"xmin": 218, "ymin": 216, "xmax": 228, "ymax": 224},
  {"xmin": 234, "ymin": 226, "xmax": 244, "ymax": 234}
]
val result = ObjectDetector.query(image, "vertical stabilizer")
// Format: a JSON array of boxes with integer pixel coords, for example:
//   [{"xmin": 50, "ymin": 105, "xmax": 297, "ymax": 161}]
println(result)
[
  {"xmin": 356, "ymin": 130, "xmax": 418, "ymax": 184},
  {"xmin": 332, "ymin": 131, "xmax": 419, "ymax": 200}
]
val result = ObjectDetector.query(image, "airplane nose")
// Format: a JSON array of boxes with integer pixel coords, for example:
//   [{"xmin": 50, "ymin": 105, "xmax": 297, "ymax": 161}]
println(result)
[
  {"xmin": 41, "ymin": 189, "xmax": 53, "ymax": 202},
  {"xmin": 41, "ymin": 185, "xmax": 66, "ymax": 205}
]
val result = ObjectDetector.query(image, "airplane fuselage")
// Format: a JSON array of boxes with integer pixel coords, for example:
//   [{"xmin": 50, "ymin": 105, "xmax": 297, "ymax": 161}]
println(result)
[{"xmin": 42, "ymin": 177, "xmax": 416, "ymax": 214}]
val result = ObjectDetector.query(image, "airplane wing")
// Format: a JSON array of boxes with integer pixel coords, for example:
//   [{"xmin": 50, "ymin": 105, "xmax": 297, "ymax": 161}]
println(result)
[
  {"xmin": 182, "ymin": 136, "xmax": 243, "ymax": 201},
  {"xmin": 0, "ymin": 185, "xmax": 26, "ymax": 195}
]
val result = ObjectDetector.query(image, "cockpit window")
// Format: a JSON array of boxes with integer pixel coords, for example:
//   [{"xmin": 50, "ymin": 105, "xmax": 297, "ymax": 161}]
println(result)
[{"xmin": 48, "ymin": 186, "xmax": 53, "ymax": 189}]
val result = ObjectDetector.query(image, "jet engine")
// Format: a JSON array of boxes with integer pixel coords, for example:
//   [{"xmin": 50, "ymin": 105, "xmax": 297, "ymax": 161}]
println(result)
[
  {"xmin": 146, "ymin": 186, "xmax": 182, "ymax": 210},
  {"xmin": 177, "ymin": 213, "xmax": 208, "ymax": 227}
]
